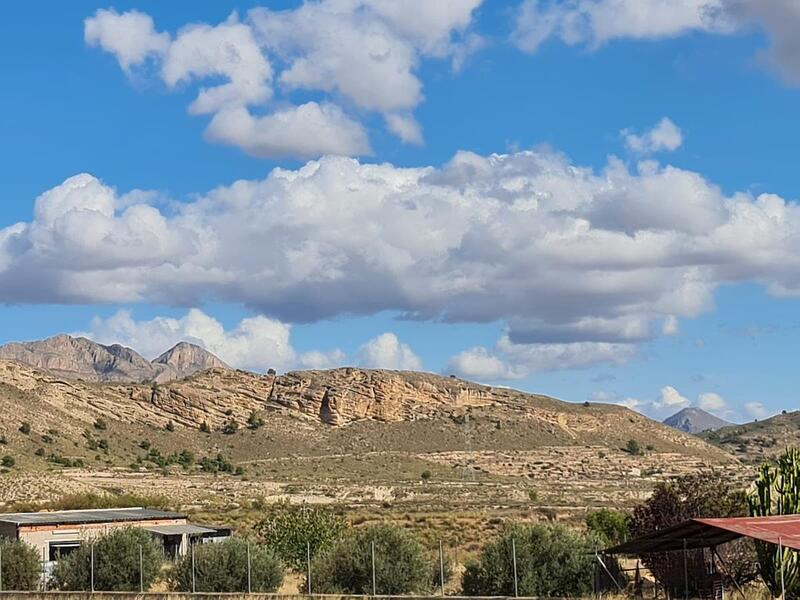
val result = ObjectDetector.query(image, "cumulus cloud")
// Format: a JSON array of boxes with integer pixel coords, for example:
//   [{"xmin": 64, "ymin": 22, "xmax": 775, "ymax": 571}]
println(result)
[
  {"xmin": 698, "ymin": 391, "xmax": 727, "ymax": 412},
  {"xmin": 356, "ymin": 333, "xmax": 422, "ymax": 370},
  {"xmin": 512, "ymin": 0, "xmax": 800, "ymax": 87},
  {"xmin": 3, "ymin": 146, "xmax": 800, "ymax": 376},
  {"xmin": 78, "ymin": 308, "xmax": 344, "ymax": 373},
  {"xmin": 84, "ymin": 9, "xmax": 169, "ymax": 72},
  {"xmin": 623, "ymin": 117, "xmax": 683, "ymax": 154},
  {"xmin": 85, "ymin": 2, "xmax": 483, "ymax": 157},
  {"xmin": 655, "ymin": 385, "xmax": 691, "ymax": 409}
]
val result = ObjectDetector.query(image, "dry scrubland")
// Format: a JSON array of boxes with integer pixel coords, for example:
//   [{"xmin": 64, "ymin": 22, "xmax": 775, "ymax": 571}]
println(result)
[{"xmin": 0, "ymin": 359, "xmax": 757, "ymax": 557}]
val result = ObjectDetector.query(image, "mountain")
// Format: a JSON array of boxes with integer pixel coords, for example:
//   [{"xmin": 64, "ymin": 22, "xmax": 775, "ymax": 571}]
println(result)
[
  {"xmin": 0, "ymin": 335, "xmax": 229, "ymax": 383},
  {"xmin": 663, "ymin": 407, "xmax": 732, "ymax": 434}
]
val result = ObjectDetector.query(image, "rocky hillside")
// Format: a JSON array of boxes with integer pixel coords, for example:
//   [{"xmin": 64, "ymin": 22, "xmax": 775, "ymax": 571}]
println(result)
[
  {"xmin": 702, "ymin": 410, "xmax": 796, "ymax": 462},
  {"xmin": 0, "ymin": 335, "xmax": 228, "ymax": 383},
  {"xmin": 663, "ymin": 407, "xmax": 731, "ymax": 433}
]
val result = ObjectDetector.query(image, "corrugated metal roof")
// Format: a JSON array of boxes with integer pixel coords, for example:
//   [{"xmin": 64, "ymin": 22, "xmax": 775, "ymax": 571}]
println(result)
[
  {"xmin": 605, "ymin": 515, "xmax": 800, "ymax": 555},
  {"xmin": 144, "ymin": 524, "xmax": 216, "ymax": 536},
  {"xmin": 0, "ymin": 508, "xmax": 185, "ymax": 527}
]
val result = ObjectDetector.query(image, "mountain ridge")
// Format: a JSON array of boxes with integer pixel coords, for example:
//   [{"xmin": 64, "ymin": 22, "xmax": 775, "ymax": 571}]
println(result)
[
  {"xmin": 0, "ymin": 334, "xmax": 229, "ymax": 383},
  {"xmin": 663, "ymin": 407, "xmax": 732, "ymax": 434}
]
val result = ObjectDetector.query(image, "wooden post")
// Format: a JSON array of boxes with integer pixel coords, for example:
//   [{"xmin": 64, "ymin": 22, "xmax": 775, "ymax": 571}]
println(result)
[
  {"xmin": 439, "ymin": 541, "xmax": 445, "ymax": 597},
  {"xmin": 683, "ymin": 539, "xmax": 689, "ymax": 600},
  {"xmin": 780, "ymin": 537, "xmax": 786, "ymax": 600},
  {"xmin": 371, "ymin": 540, "xmax": 377, "ymax": 596},
  {"xmin": 307, "ymin": 541, "xmax": 312, "ymax": 595},
  {"xmin": 512, "ymin": 538, "xmax": 519, "ymax": 598}
]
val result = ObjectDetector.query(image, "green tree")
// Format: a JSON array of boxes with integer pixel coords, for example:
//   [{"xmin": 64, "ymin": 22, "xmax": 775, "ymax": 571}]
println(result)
[
  {"xmin": 0, "ymin": 539, "xmax": 41, "ymax": 590},
  {"xmin": 172, "ymin": 539, "xmax": 282, "ymax": 593},
  {"xmin": 462, "ymin": 522, "xmax": 596, "ymax": 597},
  {"xmin": 749, "ymin": 447, "xmax": 800, "ymax": 598},
  {"xmin": 586, "ymin": 508, "xmax": 630, "ymax": 546},
  {"xmin": 625, "ymin": 439, "xmax": 642, "ymax": 455},
  {"xmin": 50, "ymin": 527, "xmax": 162, "ymax": 591},
  {"xmin": 256, "ymin": 504, "xmax": 345, "ymax": 571},
  {"xmin": 311, "ymin": 524, "xmax": 435, "ymax": 594}
]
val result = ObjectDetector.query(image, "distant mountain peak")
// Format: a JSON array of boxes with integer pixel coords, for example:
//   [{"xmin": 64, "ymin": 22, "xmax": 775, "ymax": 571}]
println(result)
[
  {"xmin": 663, "ymin": 407, "xmax": 731, "ymax": 434},
  {"xmin": 0, "ymin": 334, "xmax": 229, "ymax": 383}
]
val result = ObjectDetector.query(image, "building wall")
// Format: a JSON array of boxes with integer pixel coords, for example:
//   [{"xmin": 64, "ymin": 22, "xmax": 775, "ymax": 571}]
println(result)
[{"xmin": 17, "ymin": 517, "xmax": 187, "ymax": 558}]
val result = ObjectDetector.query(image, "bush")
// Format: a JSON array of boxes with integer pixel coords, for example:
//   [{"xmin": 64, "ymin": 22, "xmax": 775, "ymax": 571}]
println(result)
[
  {"xmin": 18, "ymin": 422, "xmax": 30, "ymax": 435},
  {"xmin": 420, "ymin": 470, "xmax": 432, "ymax": 482},
  {"xmin": 1, "ymin": 455, "xmax": 15, "ymax": 468},
  {"xmin": 222, "ymin": 420, "xmax": 238, "ymax": 435},
  {"xmin": 256, "ymin": 504, "xmax": 346, "ymax": 571},
  {"xmin": 310, "ymin": 524, "xmax": 435, "ymax": 594},
  {"xmin": 585, "ymin": 508, "xmax": 630, "ymax": 546},
  {"xmin": 93, "ymin": 418, "xmax": 107, "ymax": 431},
  {"xmin": 50, "ymin": 527, "xmax": 163, "ymax": 591},
  {"xmin": 165, "ymin": 420, "xmax": 175, "ymax": 432},
  {"xmin": 462, "ymin": 522, "xmax": 596, "ymax": 597},
  {"xmin": 247, "ymin": 410, "xmax": 264, "ymax": 430},
  {"xmin": 0, "ymin": 539, "xmax": 41, "ymax": 590},
  {"xmin": 172, "ymin": 539, "xmax": 283, "ymax": 593},
  {"xmin": 625, "ymin": 439, "xmax": 641, "ymax": 455}
]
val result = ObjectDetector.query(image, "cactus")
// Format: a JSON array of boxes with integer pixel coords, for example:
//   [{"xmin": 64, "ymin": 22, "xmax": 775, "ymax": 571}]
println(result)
[{"xmin": 748, "ymin": 448, "xmax": 800, "ymax": 598}]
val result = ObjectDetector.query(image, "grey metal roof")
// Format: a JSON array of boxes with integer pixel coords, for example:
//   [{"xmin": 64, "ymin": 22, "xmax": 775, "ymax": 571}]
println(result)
[
  {"xmin": 144, "ymin": 524, "xmax": 216, "ymax": 536},
  {"xmin": 0, "ymin": 507, "xmax": 186, "ymax": 527}
]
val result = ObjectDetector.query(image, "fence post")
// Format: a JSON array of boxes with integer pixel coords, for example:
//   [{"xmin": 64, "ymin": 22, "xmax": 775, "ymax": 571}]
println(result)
[
  {"xmin": 91, "ymin": 542, "xmax": 95, "ymax": 593},
  {"xmin": 439, "ymin": 541, "xmax": 445, "ymax": 597},
  {"xmin": 307, "ymin": 541, "xmax": 312, "ymax": 595},
  {"xmin": 41, "ymin": 547, "xmax": 47, "ymax": 592},
  {"xmin": 371, "ymin": 540, "xmax": 376, "ymax": 596},
  {"xmin": 247, "ymin": 542, "xmax": 252, "ymax": 594},
  {"xmin": 683, "ymin": 539, "xmax": 688, "ymax": 600},
  {"xmin": 512, "ymin": 538, "xmax": 518, "ymax": 598},
  {"xmin": 139, "ymin": 544, "xmax": 144, "ymax": 593},
  {"xmin": 0, "ymin": 544, "xmax": 3, "ymax": 593},
  {"xmin": 780, "ymin": 537, "xmax": 786, "ymax": 600},
  {"xmin": 191, "ymin": 542, "xmax": 196, "ymax": 594}
]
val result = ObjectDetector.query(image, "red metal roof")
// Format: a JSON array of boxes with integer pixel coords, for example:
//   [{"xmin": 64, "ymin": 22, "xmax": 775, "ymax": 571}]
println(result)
[{"xmin": 605, "ymin": 515, "xmax": 800, "ymax": 555}]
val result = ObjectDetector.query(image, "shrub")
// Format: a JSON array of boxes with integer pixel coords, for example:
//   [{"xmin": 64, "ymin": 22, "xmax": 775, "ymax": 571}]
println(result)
[
  {"xmin": 247, "ymin": 410, "xmax": 264, "ymax": 430},
  {"xmin": 199, "ymin": 421, "xmax": 211, "ymax": 433},
  {"xmin": 18, "ymin": 422, "xmax": 30, "ymax": 435},
  {"xmin": 1, "ymin": 455, "xmax": 15, "ymax": 468},
  {"xmin": 164, "ymin": 420, "xmax": 175, "ymax": 432},
  {"xmin": 462, "ymin": 522, "xmax": 596, "ymax": 597},
  {"xmin": 310, "ymin": 524, "xmax": 435, "ymax": 594},
  {"xmin": 177, "ymin": 450, "xmax": 194, "ymax": 469},
  {"xmin": 0, "ymin": 434, "xmax": 6, "ymax": 444},
  {"xmin": 172, "ymin": 539, "xmax": 283, "ymax": 593},
  {"xmin": 625, "ymin": 439, "xmax": 641, "ymax": 455},
  {"xmin": 420, "ymin": 470, "xmax": 432, "ymax": 482},
  {"xmin": 93, "ymin": 418, "xmax": 107, "ymax": 431},
  {"xmin": 585, "ymin": 508, "xmax": 630, "ymax": 546},
  {"xmin": 222, "ymin": 420, "xmax": 238, "ymax": 435},
  {"xmin": 199, "ymin": 454, "xmax": 234, "ymax": 474},
  {"xmin": 50, "ymin": 527, "xmax": 163, "ymax": 591},
  {"xmin": 0, "ymin": 539, "xmax": 41, "ymax": 590},
  {"xmin": 256, "ymin": 504, "xmax": 346, "ymax": 571}
]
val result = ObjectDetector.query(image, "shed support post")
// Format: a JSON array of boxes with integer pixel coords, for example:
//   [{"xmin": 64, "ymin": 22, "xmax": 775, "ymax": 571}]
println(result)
[
  {"xmin": 780, "ymin": 537, "xmax": 786, "ymax": 600},
  {"xmin": 683, "ymin": 539, "xmax": 689, "ymax": 600}
]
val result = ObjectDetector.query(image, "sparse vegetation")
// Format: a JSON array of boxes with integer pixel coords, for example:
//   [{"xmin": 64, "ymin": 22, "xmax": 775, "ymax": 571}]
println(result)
[
  {"xmin": 93, "ymin": 418, "xmax": 107, "ymax": 430},
  {"xmin": 222, "ymin": 419, "xmax": 239, "ymax": 435},
  {"xmin": 247, "ymin": 410, "xmax": 264, "ymax": 430},
  {"xmin": 18, "ymin": 422, "xmax": 30, "ymax": 435}
]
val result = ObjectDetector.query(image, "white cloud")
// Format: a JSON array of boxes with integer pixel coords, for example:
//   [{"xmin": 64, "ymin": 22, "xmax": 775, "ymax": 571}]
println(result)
[
  {"xmin": 511, "ymin": 0, "xmax": 800, "ymax": 88},
  {"xmin": 662, "ymin": 315, "xmax": 680, "ymax": 336},
  {"xmin": 698, "ymin": 391, "xmax": 726, "ymax": 412},
  {"xmin": 4, "ymin": 146, "xmax": 800, "ymax": 376},
  {"xmin": 78, "ymin": 308, "xmax": 344, "ymax": 373},
  {"xmin": 655, "ymin": 385, "xmax": 691, "ymax": 409},
  {"xmin": 624, "ymin": 117, "xmax": 683, "ymax": 154},
  {"xmin": 85, "ymin": 2, "xmax": 484, "ymax": 157},
  {"xmin": 206, "ymin": 103, "xmax": 371, "ymax": 159},
  {"xmin": 357, "ymin": 333, "xmax": 422, "ymax": 371},
  {"xmin": 744, "ymin": 401, "xmax": 770, "ymax": 419},
  {"xmin": 84, "ymin": 9, "xmax": 169, "ymax": 72}
]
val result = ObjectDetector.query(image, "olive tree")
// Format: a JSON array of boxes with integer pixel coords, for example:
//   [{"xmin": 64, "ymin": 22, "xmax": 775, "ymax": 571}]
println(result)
[
  {"xmin": 462, "ymin": 522, "xmax": 597, "ymax": 597},
  {"xmin": 172, "ymin": 539, "xmax": 283, "ymax": 593},
  {"xmin": 50, "ymin": 527, "xmax": 162, "ymax": 591},
  {"xmin": 310, "ymin": 524, "xmax": 436, "ymax": 594},
  {"xmin": 749, "ymin": 447, "xmax": 800, "ymax": 598},
  {"xmin": 0, "ymin": 539, "xmax": 41, "ymax": 590},
  {"xmin": 256, "ymin": 503, "xmax": 345, "ymax": 571}
]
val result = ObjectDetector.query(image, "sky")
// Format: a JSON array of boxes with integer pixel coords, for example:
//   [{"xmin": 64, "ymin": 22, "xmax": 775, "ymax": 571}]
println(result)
[{"xmin": 1, "ymin": 0, "xmax": 799, "ymax": 423}]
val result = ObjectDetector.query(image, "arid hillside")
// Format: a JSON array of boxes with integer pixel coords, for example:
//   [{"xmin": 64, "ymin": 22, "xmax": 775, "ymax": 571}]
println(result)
[{"xmin": 702, "ymin": 410, "xmax": 799, "ymax": 462}]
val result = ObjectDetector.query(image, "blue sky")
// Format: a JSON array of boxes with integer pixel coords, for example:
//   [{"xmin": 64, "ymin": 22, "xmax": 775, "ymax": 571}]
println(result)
[{"xmin": 1, "ymin": 0, "xmax": 799, "ymax": 422}]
